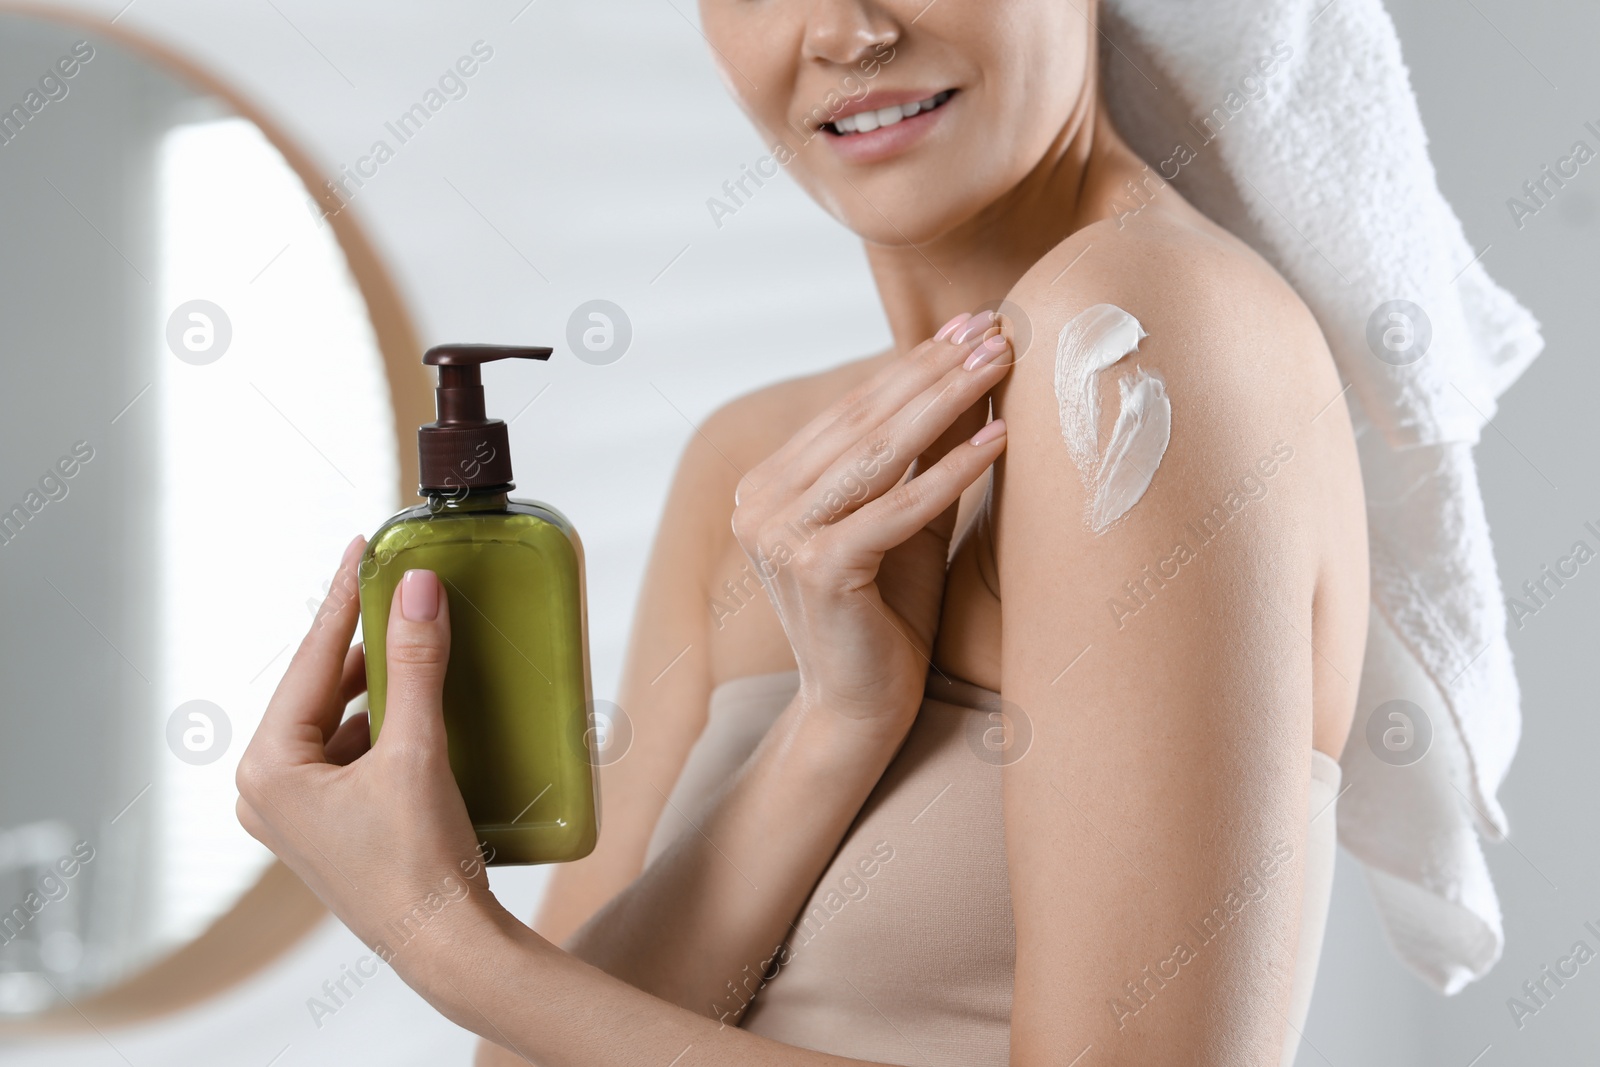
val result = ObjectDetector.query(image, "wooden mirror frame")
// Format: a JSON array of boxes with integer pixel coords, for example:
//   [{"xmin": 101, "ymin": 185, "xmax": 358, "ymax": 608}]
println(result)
[{"xmin": 0, "ymin": 2, "xmax": 430, "ymax": 1034}]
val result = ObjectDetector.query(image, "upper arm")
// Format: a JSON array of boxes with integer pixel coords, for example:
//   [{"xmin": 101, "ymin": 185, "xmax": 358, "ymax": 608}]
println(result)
[{"xmin": 993, "ymin": 230, "xmax": 1331, "ymax": 1064}]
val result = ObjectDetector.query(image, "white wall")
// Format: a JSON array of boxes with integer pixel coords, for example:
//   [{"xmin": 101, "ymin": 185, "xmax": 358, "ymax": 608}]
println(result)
[{"xmin": 1, "ymin": 0, "xmax": 1594, "ymax": 1064}]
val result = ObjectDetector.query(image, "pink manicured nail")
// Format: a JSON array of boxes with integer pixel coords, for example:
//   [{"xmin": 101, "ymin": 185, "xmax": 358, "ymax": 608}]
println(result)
[
  {"xmin": 400, "ymin": 569, "xmax": 440, "ymax": 622},
  {"xmin": 971, "ymin": 419, "xmax": 1007, "ymax": 447},
  {"xmin": 964, "ymin": 334, "xmax": 1009, "ymax": 370},
  {"xmin": 935, "ymin": 312, "xmax": 972, "ymax": 342},
  {"xmin": 955, "ymin": 311, "xmax": 997, "ymax": 345}
]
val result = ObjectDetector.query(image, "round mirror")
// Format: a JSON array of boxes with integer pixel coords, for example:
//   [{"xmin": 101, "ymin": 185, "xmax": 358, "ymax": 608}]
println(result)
[{"xmin": 0, "ymin": 6, "xmax": 426, "ymax": 1026}]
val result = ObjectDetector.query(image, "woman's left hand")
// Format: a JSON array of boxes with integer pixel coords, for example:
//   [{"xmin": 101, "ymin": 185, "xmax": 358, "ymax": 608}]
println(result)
[{"xmin": 235, "ymin": 538, "xmax": 503, "ymax": 965}]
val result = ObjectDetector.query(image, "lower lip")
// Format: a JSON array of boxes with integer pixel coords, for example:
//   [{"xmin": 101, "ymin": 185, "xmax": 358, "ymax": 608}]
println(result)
[{"xmin": 822, "ymin": 97, "xmax": 954, "ymax": 164}]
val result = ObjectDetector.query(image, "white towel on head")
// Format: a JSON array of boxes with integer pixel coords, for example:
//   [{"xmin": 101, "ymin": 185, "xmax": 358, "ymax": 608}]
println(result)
[{"xmin": 1098, "ymin": 0, "xmax": 1544, "ymax": 993}]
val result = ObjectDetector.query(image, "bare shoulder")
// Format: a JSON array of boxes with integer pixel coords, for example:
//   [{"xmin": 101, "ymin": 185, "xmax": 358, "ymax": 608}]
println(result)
[
  {"xmin": 1001, "ymin": 212, "xmax": 1339, "ymax": 441},
  {"xmin": 994, "ymin": 210, "xmax": 1364, "ymax": 551}
]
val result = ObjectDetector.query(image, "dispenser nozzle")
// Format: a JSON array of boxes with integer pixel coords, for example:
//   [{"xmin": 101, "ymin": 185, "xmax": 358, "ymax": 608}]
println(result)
[{"xmin": 417, "ymin": 344, "xmax": 552, "ymax": 494}]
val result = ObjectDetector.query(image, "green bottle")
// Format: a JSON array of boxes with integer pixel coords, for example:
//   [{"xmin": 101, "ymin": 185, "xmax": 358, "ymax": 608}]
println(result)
[{"xmin": 358, "ymin": 344, "xmax": 598, "ymax": 865}]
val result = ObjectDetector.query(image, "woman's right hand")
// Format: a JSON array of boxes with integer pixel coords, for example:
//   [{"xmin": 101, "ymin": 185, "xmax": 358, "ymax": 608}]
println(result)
[{"xmin": 729, "ymin": 311, "xmax": 1012, "ymax": 743}]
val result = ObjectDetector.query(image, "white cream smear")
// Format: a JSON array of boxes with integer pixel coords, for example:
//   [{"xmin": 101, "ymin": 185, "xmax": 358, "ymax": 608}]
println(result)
[{"xmin": 1053, "ymin": 303, "xmax": 1171, "ymax": 532}]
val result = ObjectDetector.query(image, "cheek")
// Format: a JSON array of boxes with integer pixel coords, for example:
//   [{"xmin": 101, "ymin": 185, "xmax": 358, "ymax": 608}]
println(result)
[
  {"xmin": 698, "ymin": 2, "xmax": 804, "ymax": 144},
  {"xmin": 975, "ymin": 17, "xmax": 1091, "ymax": 168}
]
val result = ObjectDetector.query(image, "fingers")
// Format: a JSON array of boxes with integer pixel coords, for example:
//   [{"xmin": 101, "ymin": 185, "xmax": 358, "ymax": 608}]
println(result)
[
  {"xmin": 747, "ymin": 312, "xmax": 999, "ymax": 501},
  {"xmin": 849, "ymin": 419, "xmax": 1009, "ymax": 554},
  {"xmin": 256, "ymin": 535, "xmax": 366, "ymax": 764},
  {"xmin": 916, "ymin": 316, "xmax": 1006, "ymax": 464},
  {"xmin": 377, "ymin": 569, "xmax": 452, "ymax": 754},
  {"xmin": 794, "ymin": 330, "xmax": 1011, "ymax": 528},
  {"xmin": 744, "ymin": 319, "xmax": 967, "ymax": 490}
]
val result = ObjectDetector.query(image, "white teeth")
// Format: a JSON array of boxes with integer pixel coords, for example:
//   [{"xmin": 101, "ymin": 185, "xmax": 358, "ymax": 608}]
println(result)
[{"xmin": 826, "ymin": 90, "xmax": 949, "ymax": 135}]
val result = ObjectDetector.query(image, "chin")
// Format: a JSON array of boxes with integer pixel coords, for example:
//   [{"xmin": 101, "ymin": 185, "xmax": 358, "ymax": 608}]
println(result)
[
  {"xmin": 776, "ymin": 88, "xmax": 1054, "ymax": 249},
  {"xmin": 801, "ymin": 168, "xmax": 1003, "ymax": 249}
]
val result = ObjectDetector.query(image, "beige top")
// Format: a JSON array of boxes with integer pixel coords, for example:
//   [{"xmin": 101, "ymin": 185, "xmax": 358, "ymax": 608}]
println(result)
[{"xmin": 645, "ymin": 671, "xmax": 1340, "ymax": 1067}]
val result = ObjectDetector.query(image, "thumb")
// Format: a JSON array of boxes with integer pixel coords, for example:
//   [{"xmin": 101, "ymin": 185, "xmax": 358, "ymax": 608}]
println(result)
[{"xmin": 380, "ymin": 569, "xmax": 452, "ymax": 751}]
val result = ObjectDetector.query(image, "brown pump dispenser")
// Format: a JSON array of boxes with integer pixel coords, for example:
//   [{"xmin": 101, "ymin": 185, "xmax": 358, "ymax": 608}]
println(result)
[{"xmin": 418, "ymin": 343, "xmax": 552, "ymax": 493}]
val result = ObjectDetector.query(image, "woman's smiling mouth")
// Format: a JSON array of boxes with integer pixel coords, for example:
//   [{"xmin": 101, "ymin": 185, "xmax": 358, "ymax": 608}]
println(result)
[
  {"xmin": 822, "ymin": 89, "xmax": 956, "ymax": 135},
  {"xmin": 816, "ymin": 88, "xmax": 959, "ymax": 164}
]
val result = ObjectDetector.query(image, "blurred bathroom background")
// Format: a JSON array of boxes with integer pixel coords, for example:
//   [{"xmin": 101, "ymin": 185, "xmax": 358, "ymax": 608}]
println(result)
[{"xmin": 0, "ymin": 0, "xmax": 1594, "ymax": 1063}]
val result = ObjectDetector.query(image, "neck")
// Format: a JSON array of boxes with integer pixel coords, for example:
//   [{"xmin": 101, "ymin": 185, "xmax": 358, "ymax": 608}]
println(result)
[{"xmin": 864, "ymin": 67, "xmax": 1143, "ymax": 355}]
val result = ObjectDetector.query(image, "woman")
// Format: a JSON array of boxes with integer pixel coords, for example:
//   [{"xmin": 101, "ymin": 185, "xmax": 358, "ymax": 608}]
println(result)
[{"xmin": 236, "ymin": 0, "xmax": 1369, "ymax": 1063}]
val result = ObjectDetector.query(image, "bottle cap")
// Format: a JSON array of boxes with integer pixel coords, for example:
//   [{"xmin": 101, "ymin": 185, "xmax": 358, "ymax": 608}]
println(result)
[{"xmin": 417, "ymin": 344, "xmax": 551, "ymax": 493}]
